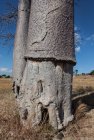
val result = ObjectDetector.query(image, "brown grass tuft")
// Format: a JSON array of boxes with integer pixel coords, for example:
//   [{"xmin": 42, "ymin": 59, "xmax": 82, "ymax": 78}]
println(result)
[{"xmin": 74, "ymin": 102, "xmax": 90, "ymax": 120}]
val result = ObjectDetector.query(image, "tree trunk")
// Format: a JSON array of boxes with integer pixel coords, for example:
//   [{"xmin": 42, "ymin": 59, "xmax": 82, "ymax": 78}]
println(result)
[
  {"xmin": 13, "ymin": 0, "xmax": 31, "ymax": 96},
  {"xmin": 13, "ymin": 0, "xmax": 75, "ymax": 130},
  {"xmin": 17, "ymin": 61, "xmax": 73, "ymax": 130}
]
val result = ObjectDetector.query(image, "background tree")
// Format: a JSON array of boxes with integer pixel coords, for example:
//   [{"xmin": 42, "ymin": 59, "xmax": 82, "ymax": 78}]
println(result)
[
  {"xmin": 89, "ymin": 70, "xmax": 94, "ymax": 75},
  {"xmin": 75, "ymin": 69, "xmax": 78, "ymax": 75}
]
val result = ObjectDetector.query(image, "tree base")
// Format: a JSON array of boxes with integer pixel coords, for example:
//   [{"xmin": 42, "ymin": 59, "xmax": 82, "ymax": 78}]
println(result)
[{"xmin": 16, "ymin": 60, "xmax": 73, "ymax": 130}]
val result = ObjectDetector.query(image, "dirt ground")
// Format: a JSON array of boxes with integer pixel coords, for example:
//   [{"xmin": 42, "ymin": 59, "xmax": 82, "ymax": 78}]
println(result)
[{"xmin": 0, "ymin": 76, "xmax": 94, "ymax": 140}]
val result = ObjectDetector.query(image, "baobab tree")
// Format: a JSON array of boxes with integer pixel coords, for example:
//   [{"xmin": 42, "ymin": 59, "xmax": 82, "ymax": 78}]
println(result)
[{"xmin": 13, "ymin": 0, "xmax": 76, "ymax": 130}]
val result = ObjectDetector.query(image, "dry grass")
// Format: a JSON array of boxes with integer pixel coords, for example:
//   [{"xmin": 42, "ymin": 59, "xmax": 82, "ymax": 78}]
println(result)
[
  {"xmin": 63, "ymin": 75, "xmax": 94, "ymax": 140},
  {"xmin": 0, "ymin": 78, "xmax": 54, "ymax": 140},
  {"xmin": 0, "ymin": 76, "xmax": 94, "ymax": 140},
  {"xmin": 73, "ymin": 75, "xmax": 94, "ymax": 94},
  {"xmin": 0, "ymin": 78, "xmax": 12, "ymax": 90}
]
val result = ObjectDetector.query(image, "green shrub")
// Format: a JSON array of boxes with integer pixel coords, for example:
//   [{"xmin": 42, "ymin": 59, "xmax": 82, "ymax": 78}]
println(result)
[{"xmin": 89, "ymin": 70, "xmax": 94, "ymax": 75}]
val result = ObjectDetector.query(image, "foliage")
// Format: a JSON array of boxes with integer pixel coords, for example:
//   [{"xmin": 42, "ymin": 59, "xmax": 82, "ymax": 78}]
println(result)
[
  {"xmin": 0, "ymin": 75, "xmax": 11, "ymax": 78},
  {"xmin": 89, "ymin": 70, "xmax": 94, "ymax": 75},
  {"xmin": 73, "ymin": 69, "xmax": 78, "ymax": 76}
]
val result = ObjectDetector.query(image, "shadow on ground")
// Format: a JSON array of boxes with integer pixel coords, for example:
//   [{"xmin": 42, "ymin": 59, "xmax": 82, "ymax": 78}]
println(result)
[{"xmin": 72, "ymin": 91, "xmax": 94, "ymax": 116}]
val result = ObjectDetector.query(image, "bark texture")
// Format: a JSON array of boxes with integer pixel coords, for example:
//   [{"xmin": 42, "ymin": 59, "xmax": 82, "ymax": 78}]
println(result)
[
  {"xmin": 13, "ymin": 0, "xmax": 75, "ymax": 130},
  {"xmin": 13, "ymin": 0, "xmax": 31, "ymax": 95},
  {"xmin": 25, "ymin": 0, "xmax": 75, "ymax": 64},
  {"xmin": 18, "ymin": 61, "xmax": 73, "ymax": 129}
]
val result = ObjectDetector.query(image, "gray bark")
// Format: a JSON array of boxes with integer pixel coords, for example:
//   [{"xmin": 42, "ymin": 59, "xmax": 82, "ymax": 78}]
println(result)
[
  {"xmin": 25, "ymin": 0, "xmax": 76, "ymax": 64},
  {"xmin": 13, "ymin": 0, "xmax": 75, "ymax": 130},
  {"xmin": 17, "ymin": 61, "xmax": 73, "ymax": 130},
  {"xmin": 13, "ymin": 0, "xmax": 31, "ymax": 95}
]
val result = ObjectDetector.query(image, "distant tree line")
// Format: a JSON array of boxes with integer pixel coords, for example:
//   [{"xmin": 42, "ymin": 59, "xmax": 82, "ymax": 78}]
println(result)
[
  {"xmin": 73, "ymin": 69, "xmax": 94, "ymax": 76},
  {"xmin": 0, "ymin": 74, "xmax": 11, "ymax": 78},
  {"xmin": 89, "ymin": 70, "xmax": 94, "ymax": 75}
]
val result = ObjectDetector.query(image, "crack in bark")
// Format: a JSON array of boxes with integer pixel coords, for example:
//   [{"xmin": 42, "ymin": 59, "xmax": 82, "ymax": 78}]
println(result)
[
  {"xmin": 20, "ymin": 9, "xmax": 30, "ymax": 12},
  {"xmin": 47, "ymin": 6, "xmax": 70, "ymax": 20},
  {"xmin": 31, "ymin": 6, "xmax": 62, "ymax": 47},
  {"xmin": 31, "ymin": 5, "xmax": 70, "ymax": 48},
  {"xmin": 31, "ymin": 32, "xmax": 47, "ymax": 46},
  {"xmin": 47, "ymin": 6, "xmax": 62, "ymax": 16}
]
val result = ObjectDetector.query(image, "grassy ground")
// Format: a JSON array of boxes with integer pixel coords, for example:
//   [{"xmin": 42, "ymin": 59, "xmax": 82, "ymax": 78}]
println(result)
[
  {"xmin": 65, "ymin": 75, "xmax": 94, "ymax": 140},
  {"xmin": 0, "ymin": 79, "xmax": 55, "ymax": 140},
  {"xmin": 73, "ymin": 75, "xmax": 94, "ymax": 94},
  {"xmin": 0, "ymin": 76, "xmax": 94, "ymax": 140}
]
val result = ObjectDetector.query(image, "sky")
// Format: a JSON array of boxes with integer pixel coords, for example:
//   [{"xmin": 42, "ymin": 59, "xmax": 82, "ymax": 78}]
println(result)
[
  {"xmin": 0, "ymin": 0, "xmax": 17, "ymax": 75},
  {"xmin": 0, "ymin": 0, "xmax": 94, "ymax": 75},
  {"xmin": 75, "ymin": 0, "xmax": 94, "ymax": 73}
]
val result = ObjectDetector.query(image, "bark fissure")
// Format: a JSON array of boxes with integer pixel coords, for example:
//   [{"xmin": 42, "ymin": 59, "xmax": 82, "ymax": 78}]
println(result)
[
  {"xmin": 47, "ymin": 6, "xmax": 62, "ymax": 16},
  {"xmin": 31, "ymin": 32, "xmax": 48, "ymax": 46}
]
